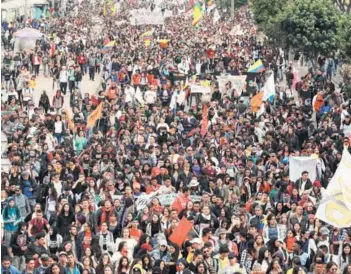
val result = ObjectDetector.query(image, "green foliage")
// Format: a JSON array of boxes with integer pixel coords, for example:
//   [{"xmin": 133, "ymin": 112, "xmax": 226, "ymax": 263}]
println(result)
[
  {"xmin": 251, "ymin": 0, "xmax": 342, "ymax": 56},
  {"xmin": 251, "ymin": 0, "xmax": 288, "ymax": 30},
  {"xmin": 338, "ymin": 14, "xmax": 351, "ymax": 61},
  {"xmin": 279, "ymin": 0, "xmax": 340, "ymax": 56},
  {"xmin": 216, "ymin": 0, "xmax": 248, "ymax": 10}
]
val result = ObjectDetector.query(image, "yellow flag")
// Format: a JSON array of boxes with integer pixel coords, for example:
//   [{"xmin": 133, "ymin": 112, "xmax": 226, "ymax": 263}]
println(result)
[
  {"xmin": 103, "ymin": 3, "xmax": 107, "ymax": 15},
  {"xmin": 65, "ymin": 108, "xmax": 76, "ymax": 132},
  {"xmin": 87, "ymin": 103, "xmax": 103, "ymax": 128}
]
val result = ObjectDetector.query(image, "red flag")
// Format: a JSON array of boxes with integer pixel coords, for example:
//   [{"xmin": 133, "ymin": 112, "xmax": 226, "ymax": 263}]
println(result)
[
  {"xmin": 169, "ymin": 217, "xmax": 192, "ymax": 248},
  {"xmin": 201, "ymin": 104, "xmax": 208, "ymax": 137}
]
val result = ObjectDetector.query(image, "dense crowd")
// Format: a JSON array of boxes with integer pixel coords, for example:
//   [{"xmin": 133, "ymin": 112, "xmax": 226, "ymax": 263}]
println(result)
[{"xmin": 1, "ymin": 0, "xmax": 351, "ymax": 274}]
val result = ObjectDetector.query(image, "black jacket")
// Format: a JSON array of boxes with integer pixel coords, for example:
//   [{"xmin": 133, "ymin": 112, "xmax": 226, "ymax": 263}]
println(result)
[{"xmin": 10, "ymin": 230, "xmax": 30, "ymax": 256}]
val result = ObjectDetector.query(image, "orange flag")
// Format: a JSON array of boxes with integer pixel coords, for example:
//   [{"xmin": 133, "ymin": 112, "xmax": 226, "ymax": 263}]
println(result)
[
  {"xmin": 201, "ymin": 104, "xmax": 208, "ymax": 137},
  {"xmin": 251, "ymin": 91, "xmax": 264, "ymax": 112},
  {"xmin": 169, "ymin": 217, "xmax": 192, "ymax": 248},
  {"xmin": 65, "ymin": 108, "xmax": 76, "ymax": 132},
  {"xmin": 87, "ymin": 103, "xmax": 103, "ymax": 128}
]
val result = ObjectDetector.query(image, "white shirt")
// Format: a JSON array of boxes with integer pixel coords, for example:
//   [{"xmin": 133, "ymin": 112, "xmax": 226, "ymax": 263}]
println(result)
[
  {"xmin": 54, "ymin": 121, "xmax": 63, "ymax": 134},
  {"xmin": 59, "ymin": 70, "xmax": 68, "ymax": 82}
]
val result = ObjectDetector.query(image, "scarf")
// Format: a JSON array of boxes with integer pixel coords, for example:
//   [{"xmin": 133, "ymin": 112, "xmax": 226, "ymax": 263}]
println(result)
[{"xmin": 100, "ymin": 207, "xmax": 114, "ymax": 230}]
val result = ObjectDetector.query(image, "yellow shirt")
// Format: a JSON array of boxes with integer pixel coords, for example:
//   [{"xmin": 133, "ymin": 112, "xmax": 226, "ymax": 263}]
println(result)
[
  {"xmin": 29, "ymin": 80, "xmax": 36, "ymax": 89},
  {"xmin": 218, "ymin": 257, "xmax": 229, "ymax": 270}
]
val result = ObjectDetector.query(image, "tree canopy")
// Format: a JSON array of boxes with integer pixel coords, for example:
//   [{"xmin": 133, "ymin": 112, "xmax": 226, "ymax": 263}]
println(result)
[{"xmin": 251, "ymin": 0, "xmax": 350, "ymax": 59}]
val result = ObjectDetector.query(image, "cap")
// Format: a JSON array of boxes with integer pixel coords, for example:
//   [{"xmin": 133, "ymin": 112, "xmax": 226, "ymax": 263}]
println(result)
[
  {"xmin": 141, "ymin": 243, "xmax": 153, "ymax": 252},
  {"xmin": 228, "ymin": 252, "xmax": 236, "ymax": 259},
  {"xmin": 190, "ymin": 238, "xmax": 202, "ymax": 245},
  {"xmin": 313, "ymin": 180, "xmax": 322, "ymax": 188},
  {"xmin": 59, "ymin": 251, "xmax": 67, "ymax": 256},
  {"xmin": 40, "ymin": 254, "xmax": 49, "ymax": 261},
  {"xmin": 218, "ymin": 228, "xmax": 227, "ymax": 235},
  {"xmin": 320, "ymin": 227, "xmax": 330, "ymax": 236}
]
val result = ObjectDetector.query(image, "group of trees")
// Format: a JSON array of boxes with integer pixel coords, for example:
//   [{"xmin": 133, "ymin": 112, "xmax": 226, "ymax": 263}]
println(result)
[{"xmin": 250, "ymin": 0, "xmax": 351, "ymax": 61}]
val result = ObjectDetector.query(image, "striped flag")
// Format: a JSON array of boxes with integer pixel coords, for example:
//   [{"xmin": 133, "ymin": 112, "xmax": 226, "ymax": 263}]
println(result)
[
  {"xmin": 192, "ymin": 2, "xmax": 203, "ymax": 27},
  {"xmin": 207, "ymin": 0, "xmax": 216, "ymax": 12},
  {"xmin": 65, "ymin": 108, "xmax": 76, "ymax": 132},
  {"xmin": 141, "ymin": 30, "xmax": 153, "ymax": 47}
]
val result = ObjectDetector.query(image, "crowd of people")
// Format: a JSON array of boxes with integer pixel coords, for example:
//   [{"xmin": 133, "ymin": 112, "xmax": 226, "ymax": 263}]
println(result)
[{"xmin": 1, "ymin": 0, "xmax": 351, "ymax": 273}]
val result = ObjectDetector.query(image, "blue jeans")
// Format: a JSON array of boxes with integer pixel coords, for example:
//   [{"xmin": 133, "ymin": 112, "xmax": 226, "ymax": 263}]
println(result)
[{"xmin": 54, "ymin": 133, "xmax": 63, "ymax": 144}]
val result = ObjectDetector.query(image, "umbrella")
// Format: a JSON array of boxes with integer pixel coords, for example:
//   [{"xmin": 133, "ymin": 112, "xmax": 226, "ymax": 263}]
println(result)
[{"xmin": 13, "ymin": 28, "xmax": 43, "ymax": 39}]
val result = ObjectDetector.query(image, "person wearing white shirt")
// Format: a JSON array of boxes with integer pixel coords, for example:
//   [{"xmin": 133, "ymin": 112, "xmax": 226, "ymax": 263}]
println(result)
[
  {"xmin": 144, "ymin": 89, "xmax": 157, "ymax": 106},
  {"xmin": 59, "ymin": 66, "xmax": 68, "ymax": 94}
]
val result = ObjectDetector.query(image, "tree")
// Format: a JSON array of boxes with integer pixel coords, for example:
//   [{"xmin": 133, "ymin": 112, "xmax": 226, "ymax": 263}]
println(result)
[
  {"xmin": 338, "ymin": 14, "xmax": 351, "ymax": 61},
  {"xmin": 251, "ymin": 0, "xmax": 288, "ymax": 30},
  {"xmin": 279, "ymin": 0, "xmax": 340, "ymax": 57},
  {"xmin": 333, "ymin": 0, "xmax": 351, "ymax": 13},
  {"xmin": 216, "ymin": 0, "xmax": 248, "ymax": 10},
  {"xmin": 250, "ymin": 0, "xmax": 289, "ymax": 49}
]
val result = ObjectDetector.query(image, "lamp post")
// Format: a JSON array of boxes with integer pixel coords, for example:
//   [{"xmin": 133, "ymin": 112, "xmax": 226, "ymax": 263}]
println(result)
[{"xmin": 231, "ymin": 0, "xmax": 235, "ymax": 20}]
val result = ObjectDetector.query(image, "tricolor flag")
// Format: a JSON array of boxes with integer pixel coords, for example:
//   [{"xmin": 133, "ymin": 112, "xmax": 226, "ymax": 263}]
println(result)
[
  {"xmin": 141, "ymin": 30, "xmax": 153, "ymax": 47},
  {"xmin": 247, "ymin": 59, "xmax": 265, "ymax": 73},
  {"xmin": 192, "ymin": 2, "xmax": 203, "ymax": 28},
  {"xmin": 87, "ymin": 103, "xmax": 103, "ymax": 128}
]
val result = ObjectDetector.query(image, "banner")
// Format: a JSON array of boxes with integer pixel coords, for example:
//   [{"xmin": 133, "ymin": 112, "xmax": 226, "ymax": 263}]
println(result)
[
  {"xmin": 316, "ymin": 149, "xmax": 351, "ymax": 228},
  {"xmin": 87, "ymin": 103, "xmax": 103, "ymax": 128},
  {"xmin": 217, "ymin": 75, "xmax": 247, "ymax": 96},
  {"xmin": 289, "ymin": 156, "xmax": 317, "ymax": 183},
  {"xmin": 130, "ymin": 8, "xmax": 165, "ymax": 25},
  {"xmin": 243, "ymin": 72, "xmax": 258, "ymax": 95},
  {"xmin": 136, "ymin": 193, "xmax": 201, "ymax": 211},
  {"xmin": 190, "ymin": 84, "xmax": 211, "ymax": 94}
]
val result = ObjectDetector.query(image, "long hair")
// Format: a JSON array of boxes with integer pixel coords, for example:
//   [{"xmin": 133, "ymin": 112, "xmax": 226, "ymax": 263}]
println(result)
[
  {"xmin": 117, "ymin": 256, "xmax": 130, "ymax": 273},
  {"xmin": 59, "ymin": 203, "xmax": 74, "ymax": 216}
]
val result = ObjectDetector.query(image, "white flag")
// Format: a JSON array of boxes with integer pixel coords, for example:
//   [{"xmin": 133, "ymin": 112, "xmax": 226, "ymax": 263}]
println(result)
[
  {"xmin": 315, "ymin": 149, "xmax": 351, "ymax": 228},
  {"xmin": 213, "ymin": 9, "xmax": 220, "ymax": 24}
]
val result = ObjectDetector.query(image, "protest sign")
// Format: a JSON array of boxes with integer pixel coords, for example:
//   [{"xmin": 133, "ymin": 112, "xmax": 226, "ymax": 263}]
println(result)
[
  {"xmin": 289, "ymin": 156, "xmax": 317, "ymax": 182},
  {"xmin": 217, "ymin": 75, "xmax": 247, "ymax": 96},
  {"xmin": 130, "ymin": 8, "xmax": 165, "ymax": 25},
  {"xmin": 190, "ymin": 84, "xmax": 211, "ymax": 94},
  {"xmin": 136, "ymin": 193, "xmax": 201, "ymax": 211}
]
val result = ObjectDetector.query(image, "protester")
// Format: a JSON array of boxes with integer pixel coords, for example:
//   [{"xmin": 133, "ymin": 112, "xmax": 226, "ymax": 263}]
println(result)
[{"xmin": 1, "ymin": 0, "xmax": 351, "ymax": 273}]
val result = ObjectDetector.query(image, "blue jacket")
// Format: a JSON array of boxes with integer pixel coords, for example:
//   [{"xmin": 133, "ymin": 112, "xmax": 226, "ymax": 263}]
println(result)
[{"xmin": 1, "ymin": 265, "xmax": 21, "ymax": 274}]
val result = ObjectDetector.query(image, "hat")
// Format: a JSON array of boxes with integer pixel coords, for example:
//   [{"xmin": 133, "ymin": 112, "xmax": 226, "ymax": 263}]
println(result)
[
  {"xmin": 228, "ymin": 252, "xmax": 236, "ymax": 259},
  {"xmin": 159, "ymin": 240, "xmax": 168, "ymax": 247},
  {"xmin": 67, "ymin": 174, "xmax": 74, "ymax": 180},
  {"xmin": 124, "ymin": 164, "xmax": 131, "ymax": 169},
  {"xmin": 320, "ymin": 227, "xmax": 330, "ymax": 236},
  {"xmin": 40, "ymin": 254, "xmax": 49, "ymax": 261},
  {"xmin": 141, "ymin": 243, "xmax": 153, "ymax": 252},
  {"xmin": 218, "ymin": 228, "xmax": 227, "ymax": 235},
  {"xmin": 190, "ymin": 238, "xmax": 202, "ymax": 245},
  {"xmin": 59, "ymin": 251, "xmax": 67, "ymax": 257},
  {"xmin": 188, "ymin": 179, "xmax": 199, "ymax": 188},
  {"xmin": 313, "ymin": 180, "xmax": 322, "ymax": 188},
  {"xmin": 308, "ymin": 214, "xmax": 315, "ymax": 219}
]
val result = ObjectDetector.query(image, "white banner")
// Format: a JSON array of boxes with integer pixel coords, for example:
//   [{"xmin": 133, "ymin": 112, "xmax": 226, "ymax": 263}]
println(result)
[
  {"xmin": 190, "ymin": 84, "xmax": 211, "ymax": 94},
  {"xmin": 289, "ymin": 156, "xmax": 317, "ymax": 183},
  {"xmin": 216, "ymin": 75, "xmax": 247, "ymax": 96},
  {"xmin": 136, "ymin": 193, "xmax": 202, "ymax": 210},
  {"xmin": 130, "ymin": 8, "xmax": 165, "ymax": 25},
  {"xmin": 316, "ymin": 149, "xmax": 351, "ymax": 228}
]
